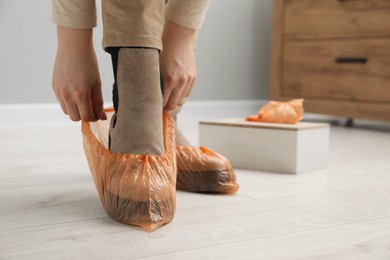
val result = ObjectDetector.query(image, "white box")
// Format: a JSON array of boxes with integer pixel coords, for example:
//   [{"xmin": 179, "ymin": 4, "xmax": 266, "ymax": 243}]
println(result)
[{"xmin": 199, "ymin": 119, "xmax": 329, "ymax": 174}]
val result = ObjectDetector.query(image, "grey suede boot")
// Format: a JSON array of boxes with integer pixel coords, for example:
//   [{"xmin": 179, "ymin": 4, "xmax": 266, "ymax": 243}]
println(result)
[
  {"xmin": 100, "ymin": 47, "xmax": 176, "ymax": 229},
  {"xmin": 109, "ymin": 48, "xmax": 164, "ymax": 155}
]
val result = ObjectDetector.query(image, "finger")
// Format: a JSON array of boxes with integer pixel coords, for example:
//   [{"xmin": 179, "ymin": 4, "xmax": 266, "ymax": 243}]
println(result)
[
  {"xmin": 91, "ymin": 83, "xmax": 106, "ymax": 120},
  {"xmin": 77, "ymin": 93, "xmax": 97, "ymax": 122},
  {"xmin": 58, "ymin": 100, "xmax": 67, "ymax": 115},
  {"xmin": 179, "ymin": 79, "xmax": 193, "ymax": 104},
  {"xmin": 164, "ymin": 88, "xmax": 183, "ymax": 111},
  {"xmin": 184, "ymin": 75, "xmax": 197, "ymax": 99},
  {"xmin": 52, "ymin": 87, "xmax": 68, "ymax": 115},
  {"xmin": 163, "ymin": 81, "xmax": 174, "ymax": 108},
  {"xmin": 64, "ymin": 102, "xmax": 81, "ymax": 121},
  {"xmin": 56, "ymin": 95, "xmax": 68, "ymax": 115}
]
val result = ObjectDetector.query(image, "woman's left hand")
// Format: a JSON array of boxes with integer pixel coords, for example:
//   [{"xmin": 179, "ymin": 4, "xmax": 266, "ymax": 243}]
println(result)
[{"xmin": 160, "ymin": 21, "xmax": 197, "ymax": 111}]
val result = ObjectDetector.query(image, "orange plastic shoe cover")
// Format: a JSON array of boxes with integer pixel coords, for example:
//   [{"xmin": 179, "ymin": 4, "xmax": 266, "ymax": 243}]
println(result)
[
  {"xmin": 246, "ymin": 99, "xmax": 304, "ymax": 124},
  {"xmin": 176, "ymin": 146, "xmax": 239, "ymax": 194},
  {"xmin": 81, "ymin": 108, "xmax": 176, "ymax": 231}
]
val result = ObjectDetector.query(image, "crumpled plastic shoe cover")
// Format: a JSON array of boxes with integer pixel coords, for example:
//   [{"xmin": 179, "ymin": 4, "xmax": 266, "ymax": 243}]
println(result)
[
  {"xmin": 81, "ymin": 108, "xmax": 176, "ymax": 231},
  {"xmin": 246, "ymin": 99, "xmax": 304, "ymax": 124}
]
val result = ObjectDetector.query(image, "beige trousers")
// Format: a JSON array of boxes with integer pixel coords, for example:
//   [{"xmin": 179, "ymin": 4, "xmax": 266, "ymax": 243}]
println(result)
[
  {"xmin": 52, "ymin": 0, "xmax": 210, "ymax": 51},
  {"xmin": 102, "ymin": 0, "xmax": 165, "ymax": 51}
]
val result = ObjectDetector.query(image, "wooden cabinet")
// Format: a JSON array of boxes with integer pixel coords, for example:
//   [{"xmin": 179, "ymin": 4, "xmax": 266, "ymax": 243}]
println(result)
[{"xmin": 270, "ymin": 0, "xmax": 390, "ymax": 121}]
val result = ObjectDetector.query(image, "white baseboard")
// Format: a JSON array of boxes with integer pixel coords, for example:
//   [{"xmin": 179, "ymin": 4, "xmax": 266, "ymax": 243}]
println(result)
[
  {"xmin": 180, "ymin": 99, "xmax": 266, "ymax": 120},
  {"xmin": 0, "ymin": 100, "xmax": 267, "ymax": 126},
  {"xmin": 0, "ymin": 103, "xmax": 68, "ymax": 126},
  {"xmin": 2, "ymin": 100, "xmax": 389, "ymax": 130}
]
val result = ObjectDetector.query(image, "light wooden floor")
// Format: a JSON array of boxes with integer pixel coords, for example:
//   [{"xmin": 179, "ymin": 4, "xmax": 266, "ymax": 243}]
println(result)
[{"xmin": 1, "ymin": 119, "xmax": 390, "ymax": 260}]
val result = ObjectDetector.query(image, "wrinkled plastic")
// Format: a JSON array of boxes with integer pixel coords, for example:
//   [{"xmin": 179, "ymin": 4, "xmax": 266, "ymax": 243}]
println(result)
[
  {"xmin": 176, "ymin": 146, "xmax": 239, "ymax": 194},
  {"xmin": 81, "ymin": 108, "xmax": 176, "ymax": 231},
  {"xmin": 246, "ymin": 99, "xmax": 304, "ymax": 124}
]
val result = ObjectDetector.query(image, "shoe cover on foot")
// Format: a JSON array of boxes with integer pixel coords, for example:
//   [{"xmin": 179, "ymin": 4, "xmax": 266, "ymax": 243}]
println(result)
[
  {"xmin": 81, "ymin": 108, "xmax": 176, "ymax": 231},
  {"xmin": 176, "ymin": 146, "xmax": 239, "ymax": 194},
  {"xmin": 246, "ymin": 99, "xmax": 304, "ymax": 124}
]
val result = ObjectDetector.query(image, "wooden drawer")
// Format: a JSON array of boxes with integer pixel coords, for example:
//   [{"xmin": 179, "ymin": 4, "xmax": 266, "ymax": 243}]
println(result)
[
  {"xmin": 282, "ymin": 38, "xmax": 390, "ymax": 103},
  {"xmin": 284, "ymin": 0, "xmax": 390, "ymax": 40}
]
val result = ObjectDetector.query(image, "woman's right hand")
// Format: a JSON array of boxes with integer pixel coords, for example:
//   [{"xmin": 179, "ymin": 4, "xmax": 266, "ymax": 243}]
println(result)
[{"xmin": 52, "ymin": 26, "xmax": 106, "ymax": 122}]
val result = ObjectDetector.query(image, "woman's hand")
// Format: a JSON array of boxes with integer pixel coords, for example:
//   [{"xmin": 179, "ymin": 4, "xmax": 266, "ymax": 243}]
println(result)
[
  {"xmin": 160, "ymin": 21, "xmax": 197, "ymax": 111},
  {"xmin": 52, "ymin": 26, "xmax": 106, "ymax": 122}
]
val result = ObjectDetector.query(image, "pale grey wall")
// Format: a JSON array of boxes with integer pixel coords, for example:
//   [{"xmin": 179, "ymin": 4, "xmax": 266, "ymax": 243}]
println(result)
[
  {"xmin": 194, "ymin": 0, "xmax": 272, "ymax": 100},
  {"xmin": 0, "ymin": 0, "xmax": 272, "ymax": 104}
]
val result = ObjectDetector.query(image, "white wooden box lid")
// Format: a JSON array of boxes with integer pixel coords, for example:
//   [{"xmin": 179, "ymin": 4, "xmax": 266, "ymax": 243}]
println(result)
[{"xmin": 199, "ymin": 119, "xmax": 329, "ymax": 131}]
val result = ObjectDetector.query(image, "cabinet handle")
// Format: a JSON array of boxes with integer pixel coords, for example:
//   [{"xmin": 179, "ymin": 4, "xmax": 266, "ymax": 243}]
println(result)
[
  {"xmin": 335, "ymin": 57, "xmax": 368, "ymax": 64},
  {"xmin": 338, "ymin": 0, "xmax": 366, "ymax": 2}
]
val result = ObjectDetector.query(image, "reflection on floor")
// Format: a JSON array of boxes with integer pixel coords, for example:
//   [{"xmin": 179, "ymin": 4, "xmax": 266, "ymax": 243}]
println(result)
[{"xmin": 1, "ymin": 117, "xmax": 390, "ymax": 259}]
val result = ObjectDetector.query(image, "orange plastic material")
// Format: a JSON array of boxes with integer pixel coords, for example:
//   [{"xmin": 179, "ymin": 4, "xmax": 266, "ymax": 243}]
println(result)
[
  {"xmin": 246, "ymin": 99, "xmax": 304, "ymax": 124},
  {"xmin": 176, "ymin": 146, "xmax": 239, "ymax": 194},
  {"xmin": 81, "ymin": 108, "xmax": 176, "ymax": 231}
]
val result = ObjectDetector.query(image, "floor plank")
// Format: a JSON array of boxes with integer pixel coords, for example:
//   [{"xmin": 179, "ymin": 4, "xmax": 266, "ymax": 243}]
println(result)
[{"xmin": 142, "ymin": 219, "xmax": 390, "ymax": 260}]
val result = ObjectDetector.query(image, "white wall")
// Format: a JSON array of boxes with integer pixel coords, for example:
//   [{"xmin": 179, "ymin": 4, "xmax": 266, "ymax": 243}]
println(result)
[{"xmin": 0, "ymin": 0, "xmax": 272, "ymax": 104}]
